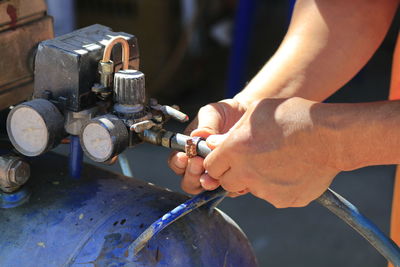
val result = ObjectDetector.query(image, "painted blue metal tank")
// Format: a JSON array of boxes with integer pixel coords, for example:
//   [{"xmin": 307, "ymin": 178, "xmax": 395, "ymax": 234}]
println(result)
[{"xmin": 0, "ymin": 153, "xmax": 258, "ymax": 267}]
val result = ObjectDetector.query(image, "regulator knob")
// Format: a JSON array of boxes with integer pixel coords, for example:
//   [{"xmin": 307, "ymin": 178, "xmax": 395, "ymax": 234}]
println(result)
[
  {"xmin": 7, "ymin": 99, "xmax": 65, "ymax": 156},
  {"xmin": 80, "ymin": 115, "xmax": 129, "ymax": 162},
  {"xmin": 114, "ymin": 69, "xmax": 145, "ymax": 106}
]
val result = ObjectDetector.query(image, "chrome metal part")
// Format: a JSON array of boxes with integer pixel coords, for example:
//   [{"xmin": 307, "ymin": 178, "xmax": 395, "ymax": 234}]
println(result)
[
  {"xmin": 151, "ymin": 102, "xmax": 189, "ymax": 123},
  {"xmin": 64, "ymin": 107, "xmax": 98, "ymax": 135},
  {"xmin": 161, "ymin": 131, "xmax": 174, "ymax": 148},
  {"xmin": 138, "ymin": 127, "xmax": 166, "ymax": 146},
  {"xmin": 99, "ymin": 60, "xmax": 114, "ymax": 89},
  {"xmin": 130, "ymin": 120, "xmax": 156, "ymax": 133},
  {"xmin": 0, "ymin": 156, "xmax": 30, "ymax": 193}
]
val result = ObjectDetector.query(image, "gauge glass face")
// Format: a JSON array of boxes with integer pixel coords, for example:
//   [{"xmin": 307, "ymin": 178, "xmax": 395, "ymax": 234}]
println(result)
[
  {"xmin": 82, "ymin": 123, "xmax": 113, "ymax": 161},
  {"xmin": 9, "ymin": 107, "xmax": 48, "ymax": 156}
]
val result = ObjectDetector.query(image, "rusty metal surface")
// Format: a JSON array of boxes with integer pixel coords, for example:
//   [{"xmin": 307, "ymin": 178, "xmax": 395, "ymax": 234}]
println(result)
[{"xmin": 0, "ymin": 155, "xmax": 30, "ymax": 192}]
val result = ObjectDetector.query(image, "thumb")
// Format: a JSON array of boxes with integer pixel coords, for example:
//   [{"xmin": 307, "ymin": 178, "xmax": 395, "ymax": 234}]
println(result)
[
  {"xmin": 206, "ymin": 134, "xmax": 227, "ymax": 150},
  {"xmin": 190, "ymin": 104, "xmax": 224, "ymax": 138}
]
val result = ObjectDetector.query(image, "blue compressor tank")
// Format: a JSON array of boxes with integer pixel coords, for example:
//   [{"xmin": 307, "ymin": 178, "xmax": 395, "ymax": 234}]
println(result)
[{"xmin": 0, "ymin": 153, "xmax": 258, "ymax": 267}]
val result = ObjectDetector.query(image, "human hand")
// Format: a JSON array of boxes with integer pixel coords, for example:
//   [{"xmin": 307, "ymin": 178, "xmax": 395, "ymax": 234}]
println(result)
[
  {"xmin": 203, "ymin": 97, "xmax": 340, "ymax": 208},
  {"xmin": 168, "ymin": 99, "xmax": 246, "ymax": 194}
]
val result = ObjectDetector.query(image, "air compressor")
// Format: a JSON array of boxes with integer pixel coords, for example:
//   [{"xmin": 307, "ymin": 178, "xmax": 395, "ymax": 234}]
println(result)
[
  {"xmin": 0, "ymin": 4, "xmax": 258, "ymax": 265},
  {"xmin": 1, "ymin": 1, "xmax": 400, "ymax": 266}
]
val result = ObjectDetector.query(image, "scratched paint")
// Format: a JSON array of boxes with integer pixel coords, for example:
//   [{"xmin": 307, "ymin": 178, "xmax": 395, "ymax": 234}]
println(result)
[
  {"xmin": 6, "ymin": 4, "xmax": 17, "ymax": 29},
  {"xmin": 0, "ymin": 154, "xmax": 257, "ymax": 266}
]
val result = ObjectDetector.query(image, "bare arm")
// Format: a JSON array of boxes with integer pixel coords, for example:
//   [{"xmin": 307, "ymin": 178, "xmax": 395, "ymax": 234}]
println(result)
[
  {"xmin": 203, "ymin": 98, "xmax": 400, "ymax": 207},
  {"xmin": 169, "ymin": 0, "xmax": 400, "ymax": 196},
  {"xmin": 235, "ymin": 0, "xmax": 399, "ymax": 105}
]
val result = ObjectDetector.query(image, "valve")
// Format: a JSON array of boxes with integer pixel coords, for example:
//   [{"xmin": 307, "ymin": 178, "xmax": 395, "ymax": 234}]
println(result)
[{"xmin": 80, "ymin": 36, "xmax": 189, "ymax": 162}]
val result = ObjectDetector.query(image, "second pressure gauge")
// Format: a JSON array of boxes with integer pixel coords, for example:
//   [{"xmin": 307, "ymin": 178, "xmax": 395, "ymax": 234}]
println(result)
[{"xmin": 80, "ymin": 115, "xmax": 129, "ymax": 162}]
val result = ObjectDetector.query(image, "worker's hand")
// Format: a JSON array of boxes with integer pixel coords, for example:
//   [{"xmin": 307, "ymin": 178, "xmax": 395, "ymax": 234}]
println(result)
[
  {"xmin": 203, "ymin": 97, "xmax": 340, "ymax": 208},
  {"xmin": 168, "ymin": 99, "xmax": 246, "ymax": 194}
]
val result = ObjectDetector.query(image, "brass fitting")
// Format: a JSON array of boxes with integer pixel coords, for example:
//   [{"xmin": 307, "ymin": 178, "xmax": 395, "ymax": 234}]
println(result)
[
  {"xmin": 0, "ymin": 156, "xmax": 30, "ymax": 193},
  {"xmin": 99, "ymin": 60, "xmax": 114, "ymax": 89}
]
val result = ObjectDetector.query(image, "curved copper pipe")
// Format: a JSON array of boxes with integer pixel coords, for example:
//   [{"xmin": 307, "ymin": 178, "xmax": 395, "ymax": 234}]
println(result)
[{"xmin": 102, "ymin": 37, "xmax": 130, "ymax": 70}]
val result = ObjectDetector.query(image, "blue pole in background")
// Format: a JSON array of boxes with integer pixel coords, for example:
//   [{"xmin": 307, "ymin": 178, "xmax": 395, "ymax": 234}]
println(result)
[
  {"xmin": 69, "ymin": 136, "xmax": 83, "ymax": 179},
  {"xmin": 46, "ymin": 0, "xmax": 76, "ymax": 36},
  {"xmin": 226, "ymin": 0, "xmax": 257, "ymax": 98},
  {"xmin": 118, "ymin": 153, "xmax": 133, "ymax": 177}
]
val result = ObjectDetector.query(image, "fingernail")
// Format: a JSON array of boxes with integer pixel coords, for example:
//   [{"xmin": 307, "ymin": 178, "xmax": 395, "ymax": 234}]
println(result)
[
  {"xmin": 175, "ymin": 154, "xmax": 187, "ymax": 169},
  {"xmin": 199, "ymin": 175, "xmax": 206, "ymax": 184}
]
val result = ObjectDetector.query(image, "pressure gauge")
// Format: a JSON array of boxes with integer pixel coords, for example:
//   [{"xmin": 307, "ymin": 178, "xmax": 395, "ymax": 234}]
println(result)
[
  {"xmin": 7, "ymin": 99, "xmax": 65, "ymax": 156},
  {"xmin": 80, "ymin": 115, "xmax": 129, "ymax": 162}
]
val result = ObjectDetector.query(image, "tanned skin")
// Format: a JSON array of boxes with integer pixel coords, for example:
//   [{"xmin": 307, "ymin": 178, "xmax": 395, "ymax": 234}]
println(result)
[{"xmin": 168, "ymin": 0, "xmax": 400, "ymax": 208}]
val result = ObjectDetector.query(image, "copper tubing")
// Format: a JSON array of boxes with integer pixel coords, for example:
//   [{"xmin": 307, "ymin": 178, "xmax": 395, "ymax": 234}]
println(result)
[{"xmin": 102, "ymin": 37, "xmax": 130, "ymax": 70}]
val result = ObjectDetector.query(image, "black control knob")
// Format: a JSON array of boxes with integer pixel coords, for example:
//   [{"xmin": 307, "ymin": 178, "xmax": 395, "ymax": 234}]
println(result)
[{"xmin": 113, "ymin": 70, "xmax": 145, "ymax": 106}]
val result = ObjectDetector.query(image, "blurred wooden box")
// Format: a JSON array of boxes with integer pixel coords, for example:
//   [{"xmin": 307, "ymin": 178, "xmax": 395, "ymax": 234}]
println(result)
[{"xmin": 0, "ymin": 0, "xmax": 53, "ymax": 110}]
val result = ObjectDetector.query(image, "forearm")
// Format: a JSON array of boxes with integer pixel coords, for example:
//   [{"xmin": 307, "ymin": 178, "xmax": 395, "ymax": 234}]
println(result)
[
  {"xmin": 235, "ymin": 0, "xmax": 398, "ymax": 106},
  {"xmin": 315, "ymin": 100, "xmax": 400, "ymax": 171}
]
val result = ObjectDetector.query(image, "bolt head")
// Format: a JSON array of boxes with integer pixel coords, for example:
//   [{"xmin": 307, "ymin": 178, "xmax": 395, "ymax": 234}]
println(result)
[{"xmin": 9, "ymin": 160, "xmax": 30, "ymax": 185}]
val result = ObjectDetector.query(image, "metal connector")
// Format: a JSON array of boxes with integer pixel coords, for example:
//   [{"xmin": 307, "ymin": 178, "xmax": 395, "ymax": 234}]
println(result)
[
  {"xmin": 99, "ymin": 60, "xmax": 114, "ymax": 88},
  {"xmin": 0, "ymin": 156, "xmax": 30, "ymax": 193}
]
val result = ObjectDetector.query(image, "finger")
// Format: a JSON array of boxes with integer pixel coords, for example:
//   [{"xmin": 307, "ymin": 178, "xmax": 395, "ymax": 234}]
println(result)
[
  {"xmin": 199, "ymin": 173, "xmax": 220, "ymax": 191},
  {"xmin": 228, "ymin": 188, "xmax": 249, "ymax": 198},
  {"xmin": 181, "ymin": 156, "xmax": 204, "ymax": 194},
  {"xmin": 191, "ymin": 104, "xmax": 225, "ymax": 138},
  {"xmin": 168, "ymin": 152, "xmax": 188, "ymax": 175},
  {"xmin": 218, "ymin": 168, "xmax": 248, "ymax": 193},
  {"xmin": 203, "ymin": 147, "xmax": 230, "ymax": 179},
  {"xmin": 206, "ymin": 134, "xmax": 227, "ymax": 150},
  {"xmin": 250, "ymin": 183, "xmax": 306, "ymax": 209}
]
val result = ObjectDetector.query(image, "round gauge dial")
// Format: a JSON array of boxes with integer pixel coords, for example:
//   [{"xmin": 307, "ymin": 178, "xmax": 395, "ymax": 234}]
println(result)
[
  {"xmin": 80, "ymin": 115, "xmax": 129, "ymax": 162},
  {"xmin": 81, "ymin": 123, "xmax": 113, "ymax": 162},
  {"xmin": 7, "ymin": 99, "xmax": 65, "ymax": 156}
]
